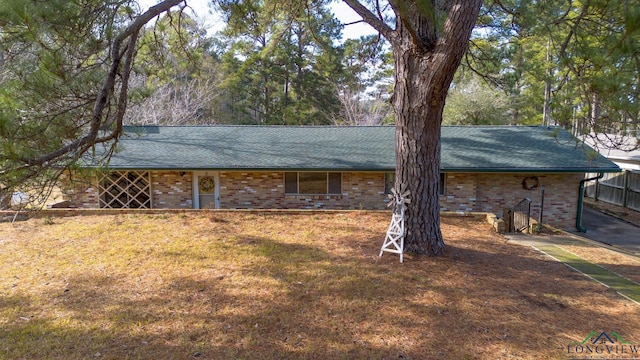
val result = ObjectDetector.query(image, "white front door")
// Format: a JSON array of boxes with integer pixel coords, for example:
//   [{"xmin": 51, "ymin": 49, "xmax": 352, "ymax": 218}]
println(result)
[{"xmin": 193, "ymin": 171, "xmax": 220, "ymax": 209}]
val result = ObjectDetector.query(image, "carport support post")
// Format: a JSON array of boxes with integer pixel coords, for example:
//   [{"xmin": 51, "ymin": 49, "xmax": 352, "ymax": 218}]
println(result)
[{"xmin": 577, "ymin": 173, "xmax": 604, "ymax": 233}]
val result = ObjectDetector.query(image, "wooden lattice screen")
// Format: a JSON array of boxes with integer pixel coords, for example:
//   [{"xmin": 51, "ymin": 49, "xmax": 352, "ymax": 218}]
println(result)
[{"xmin": 99, "ymin": 171, "xmax": 151, "ymax": 209}]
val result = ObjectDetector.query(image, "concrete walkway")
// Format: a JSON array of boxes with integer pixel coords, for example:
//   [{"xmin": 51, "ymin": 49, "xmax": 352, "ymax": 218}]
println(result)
[{"xmin": 505, "ymin": 233, "xmax": 640, "ymax": 304}]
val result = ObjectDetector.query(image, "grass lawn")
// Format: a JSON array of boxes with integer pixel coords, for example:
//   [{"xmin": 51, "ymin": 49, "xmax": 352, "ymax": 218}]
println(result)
[
  {"xmin": 0, "ymin": 212, "xmax": 639, "ymax": 359},
  {"xmin": 558, "ymin": 242, "xmax": 640, "ymax": 285}
]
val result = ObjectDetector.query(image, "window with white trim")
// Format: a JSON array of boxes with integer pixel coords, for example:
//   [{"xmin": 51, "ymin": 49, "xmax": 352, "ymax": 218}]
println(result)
[
  {"xmin": 98, "ymin": 171, "xmax": 151, "ymax": 208},
  {"xmin": 384, "ymin": 173, "xmax": 446, "ymax": 195},
  {"xmin": 284, "ymin": 172, "xmax": 342, "ymax": 195}
]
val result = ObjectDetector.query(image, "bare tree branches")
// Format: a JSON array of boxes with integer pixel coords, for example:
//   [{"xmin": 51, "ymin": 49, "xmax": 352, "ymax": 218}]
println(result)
[
  {"xmin": 126, "ymin": 76, "xmax": 220, "ymax": 125},
  {"xmin": 332, "ymin": 84, "xmax": 392, "ymax": 126},
  {"xmin": 33, "ymin": 0, "xmax": 186, "ymax": 167}
]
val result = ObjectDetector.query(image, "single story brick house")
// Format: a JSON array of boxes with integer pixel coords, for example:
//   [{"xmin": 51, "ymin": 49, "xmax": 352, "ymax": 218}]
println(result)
[{"xmin": 61, "ymin": 125, "xmax": 619, "ymax": 229}]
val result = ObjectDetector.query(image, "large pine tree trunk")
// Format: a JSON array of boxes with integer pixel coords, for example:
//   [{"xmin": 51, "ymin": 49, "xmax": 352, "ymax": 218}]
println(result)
[
  {"xmin": 343, "ymin": 0, "xmax": 482, "ymax": 255},
  {"xmin": 391, "ymin": 2, "xmax": 482, "ymax": 256},
  {"xmin": 393, "ymin": 48, "xmax": 448, "ymax": 256}
]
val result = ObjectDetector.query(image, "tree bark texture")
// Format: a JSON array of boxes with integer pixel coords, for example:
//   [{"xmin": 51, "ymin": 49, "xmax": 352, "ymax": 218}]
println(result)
[{"xmin": 391, "ymin": 1, "xmax": 482, "ymax": 256}]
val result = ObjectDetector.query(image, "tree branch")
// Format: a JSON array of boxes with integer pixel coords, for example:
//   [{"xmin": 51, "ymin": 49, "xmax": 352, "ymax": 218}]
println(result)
[
  {"xmin": 342, "ymin": 0, "xmax": 397, "ymax": 43},
  {"xmin": 388, "ymin": 0, "xmax": 438, "ymax": 51},
  {"xmin": 16, "ymin": 0, "xmax": 185, "ymax": 169},
  {"xmin": 436, "ymin": 0, "xmax": 482, "ymax": 65}
]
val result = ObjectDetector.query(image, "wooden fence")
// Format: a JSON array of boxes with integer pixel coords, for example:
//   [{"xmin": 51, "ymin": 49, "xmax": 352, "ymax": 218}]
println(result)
[{"xmin": 584, "ymin": 171, "xmax": 640, "ymax": 211}]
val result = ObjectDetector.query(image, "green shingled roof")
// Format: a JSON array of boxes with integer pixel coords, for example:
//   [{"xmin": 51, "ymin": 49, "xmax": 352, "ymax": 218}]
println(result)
[{"xmin": 98, "ymin": 125, "xmax": 619, "ymax": 173}]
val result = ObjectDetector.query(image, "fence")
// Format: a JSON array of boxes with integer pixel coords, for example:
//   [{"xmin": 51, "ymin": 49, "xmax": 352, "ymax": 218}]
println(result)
[
  {"xmin": 584, "ymin": 170, "xmax": 640, "ymax": 211},
  {"xmin": 513, "ymin": 198, "xmax": 532, "ymax": 232}
]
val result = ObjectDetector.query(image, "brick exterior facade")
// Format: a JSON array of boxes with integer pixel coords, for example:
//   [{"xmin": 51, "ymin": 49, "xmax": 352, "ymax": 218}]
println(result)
[
  {"xmin": 151, "ymin": 171, "xmax": 193, "ymax": 208},
  {"xmin": 441, "ymin": 173, "xmax": 477, "ymax": 212},
  {"xmin": 219, "ymin": 172, "xmax": 388, "ymax": 210},
  {"xmin": 61, "ymin": 172, "xmax": 100, "ymax": 208},
  {"xmin": 63, "ymin": 170, "xmax": 584, "ymax": 229},
  {"xmin": 474, "ymin": 173, "xmax": 583, "ymax": 228}
]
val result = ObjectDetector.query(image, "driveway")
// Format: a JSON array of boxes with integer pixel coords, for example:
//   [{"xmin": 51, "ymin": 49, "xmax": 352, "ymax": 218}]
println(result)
[{"xmin": 569, "ymin": 206, "xmax": 640, "ymax": 255}]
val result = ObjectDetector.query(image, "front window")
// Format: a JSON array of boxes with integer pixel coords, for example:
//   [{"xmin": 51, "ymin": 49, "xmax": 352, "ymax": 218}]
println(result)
[{"xmin": 285, "ymin": 172, "xmax": 342, "ymax": 195}]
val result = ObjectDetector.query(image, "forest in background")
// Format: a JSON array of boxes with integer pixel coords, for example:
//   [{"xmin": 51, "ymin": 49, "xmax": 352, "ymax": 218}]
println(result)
[
  {"xmin": 124, "ymin": 0, "xmax": 639, "ymax": 141},
  {"xmin": 125, "ymin": 2, "xmax": 394, "ymax": 127},
  {"xmin": 1, "ymin": 0, "xmax": 638, "ymax": 253}
]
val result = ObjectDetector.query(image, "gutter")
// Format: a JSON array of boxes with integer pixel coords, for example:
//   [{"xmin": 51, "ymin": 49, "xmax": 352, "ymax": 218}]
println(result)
[{"xmin": 576, "ymin": 172, "xmax": 604, "ymax": 232}]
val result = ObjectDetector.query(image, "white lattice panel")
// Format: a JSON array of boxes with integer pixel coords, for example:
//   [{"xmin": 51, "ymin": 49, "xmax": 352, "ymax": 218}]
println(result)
[{"xmin": 99, "ymin": 171, "xmax": 151, "ymax": 209}]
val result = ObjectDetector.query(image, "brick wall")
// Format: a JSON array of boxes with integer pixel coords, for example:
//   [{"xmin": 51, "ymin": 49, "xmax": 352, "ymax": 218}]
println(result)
[
  {"xmin": 344, "ymin": 172, "xmax": 389, "ymax": 210},
  {"xmin": 62, "ymin": 170, "xmax": 584, "ymax": 228},
  {"xmin": 62, "ymin": 170, "xmax": 194, "ymax": 209},
  {"xmin": 151, "ymin": 171, "xmax": 193, "ymax": 208},
  {"xmin": 219, "ymin": 172, "xmax": 281, "ymax": 208},
  {"xmin": 218, "ymin": 171, "xmax": 388, "ymax": 210},
  {"xmin": 60, "ymin": 171, "xmax": 100, "ymax": 208},
  {"xmin": 441, "ymin": 173, "xmax": 476, "ymax": 212},
  {"xmin": 474, "ymin": 173, "xmax": 583, "ymax": 228}
]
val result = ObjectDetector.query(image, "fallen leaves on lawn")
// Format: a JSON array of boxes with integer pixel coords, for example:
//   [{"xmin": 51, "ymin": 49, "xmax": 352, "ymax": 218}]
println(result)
[{"xmin": 0, "ymin": 212, "xmax": 638, "ymax": 359}]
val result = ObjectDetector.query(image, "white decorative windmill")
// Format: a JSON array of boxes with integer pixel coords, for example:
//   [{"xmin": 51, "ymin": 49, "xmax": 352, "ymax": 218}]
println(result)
[{"xmin": 379, "ymin": 185, "xmax": 410, "ymax": 263}]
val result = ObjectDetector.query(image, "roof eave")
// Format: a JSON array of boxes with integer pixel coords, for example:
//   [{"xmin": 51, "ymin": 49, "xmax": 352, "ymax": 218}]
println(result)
[
  {"xmin": 81, "ymin": 166, "xmax": 622, "ymax": 173},
  {"xmin": 442, "ymin": 167, "xmax": 621, "ymax": 173},
  {"xmin": 85, "ymin": 166, "xmax": 396, "ymax": 172}
]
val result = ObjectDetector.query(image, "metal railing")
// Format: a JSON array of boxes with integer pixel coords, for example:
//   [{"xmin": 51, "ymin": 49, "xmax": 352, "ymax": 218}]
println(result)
[{"xmin": 513, "ymin": 198, "xmax": 532, "ymax": 232}]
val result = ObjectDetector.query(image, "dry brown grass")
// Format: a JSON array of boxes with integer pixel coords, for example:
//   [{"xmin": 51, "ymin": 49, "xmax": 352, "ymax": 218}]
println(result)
[{"xmin": 0, "ymin": 212, "xmax": 639, "ymax": 359}]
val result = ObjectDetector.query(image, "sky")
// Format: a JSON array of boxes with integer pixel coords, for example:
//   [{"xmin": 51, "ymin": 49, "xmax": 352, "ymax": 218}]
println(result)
[{"xmin": 138, "ymin": 0, "xmax": 376, "ymax": 40}]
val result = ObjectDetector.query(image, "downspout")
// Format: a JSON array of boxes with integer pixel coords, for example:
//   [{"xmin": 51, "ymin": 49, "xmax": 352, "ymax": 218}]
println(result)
[{"xmin": 576, "ymin": 172, "xmax": 604, "ymax": 232}]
